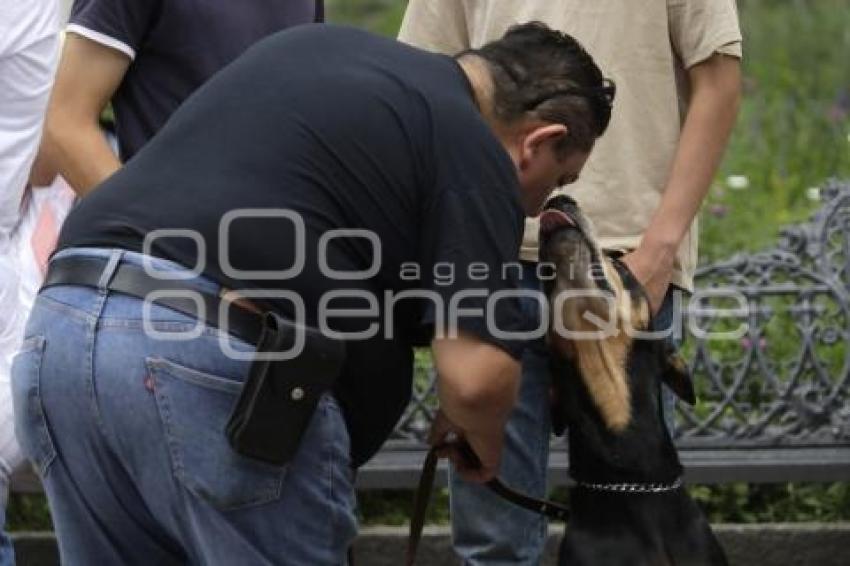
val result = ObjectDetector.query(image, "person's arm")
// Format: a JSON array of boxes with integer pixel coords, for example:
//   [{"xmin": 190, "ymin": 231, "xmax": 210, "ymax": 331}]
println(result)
[
  {"xmin": 28, "ymin": 141, "xmax": 59, "ymax": 188},
  {"xmin": 42, "ymin": 34, "xmax": 129, "ymax": 197},
  {"xmin": 431, "ymin": 331, "xmax": 520, "ymax": 483},
  {"xmin": 622, "ymin": 53, "xmax": 742, "ymax": 311}
]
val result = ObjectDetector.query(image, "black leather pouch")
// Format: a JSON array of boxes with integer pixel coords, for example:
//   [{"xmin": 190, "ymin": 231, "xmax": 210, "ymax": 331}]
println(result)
[{"xmin": 226, "ymin": 312, "xmax": 345, "ymax": 466}]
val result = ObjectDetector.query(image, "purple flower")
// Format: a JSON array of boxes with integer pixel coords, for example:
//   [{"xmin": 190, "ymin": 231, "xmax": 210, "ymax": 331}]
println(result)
[
  {"xmin": 741, "ymin": 337, "xmax": 766, "ymax": 350},
  {"xmin": 709, "ymin": 204, "xmax": 728, "ymax": 218},
  {"xmin": 828, "ymin": 105, "xmax": 847, "ymax": 124},
  {"xmin": 828, "ymin": 88, "xmax": 850, "ymax": 124}
]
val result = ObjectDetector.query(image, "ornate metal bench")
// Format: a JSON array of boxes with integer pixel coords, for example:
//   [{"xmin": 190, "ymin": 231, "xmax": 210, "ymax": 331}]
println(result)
[
  {"xmin": 12, "ymin": 182, "xmax": 850, "ymax": 494},
  {"xmin": 358, "ymin": 179, "xmax": 850, "ymax": 489}
]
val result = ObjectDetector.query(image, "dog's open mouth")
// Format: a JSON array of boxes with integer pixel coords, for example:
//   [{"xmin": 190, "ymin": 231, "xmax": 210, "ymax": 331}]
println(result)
[{"xmin": 539, "ymin": 208, "xmax": 577, "ymax": 237}]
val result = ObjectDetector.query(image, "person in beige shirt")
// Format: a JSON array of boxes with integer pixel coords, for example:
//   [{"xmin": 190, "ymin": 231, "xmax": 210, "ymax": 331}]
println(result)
[{"xmin": 399, "ymin": 1, "xmax": 742, "ymax": 563}]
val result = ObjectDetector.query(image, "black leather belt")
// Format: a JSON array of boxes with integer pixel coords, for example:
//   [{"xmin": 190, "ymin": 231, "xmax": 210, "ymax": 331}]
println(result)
[{"xmin": 43, "ymin": 256, "xmax": 265, "ymax": 346}]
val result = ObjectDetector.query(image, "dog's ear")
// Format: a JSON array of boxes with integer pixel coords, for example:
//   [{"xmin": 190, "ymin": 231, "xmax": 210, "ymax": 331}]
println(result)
[{"xmin": 661, "ymin": 350, "xmax": 696, "ymax": 405}]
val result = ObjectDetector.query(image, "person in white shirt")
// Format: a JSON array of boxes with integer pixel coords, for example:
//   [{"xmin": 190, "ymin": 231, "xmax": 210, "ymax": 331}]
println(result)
[{"xmin": 0, "ymin": 0, "xmax": 60, "ymax": 563}]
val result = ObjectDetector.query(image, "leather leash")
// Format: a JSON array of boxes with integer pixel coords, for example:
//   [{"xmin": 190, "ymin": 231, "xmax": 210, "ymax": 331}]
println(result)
[
  {"xmin": 405, "ymin": 445, "xmax": 570, "ymax": 566},
  {"xmin": 405, "ymin": 447, "xmax": 440, "ymax": 566}
]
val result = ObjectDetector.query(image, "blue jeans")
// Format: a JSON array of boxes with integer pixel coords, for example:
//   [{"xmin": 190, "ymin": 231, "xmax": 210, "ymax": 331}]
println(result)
[
  {"xmin": 450, "ymin": 263, "xmax": 683, "ymax": 565},
  {"xmin": 11, "ymin": 248, "xmax": 357, "ymax": 565},
  {"xmin": 0, "ymin": 504, "xmax": 12, "ymax": 566}
]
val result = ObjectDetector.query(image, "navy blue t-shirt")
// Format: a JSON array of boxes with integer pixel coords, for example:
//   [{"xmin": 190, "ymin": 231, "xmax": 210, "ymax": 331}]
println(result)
[
  {"xmin": 58, "ymin": 25, "xmax": 527, "ymax": 466},
  {"xmin": 68, "ymin": 0, "xmax": 323, "ymax": 160}
]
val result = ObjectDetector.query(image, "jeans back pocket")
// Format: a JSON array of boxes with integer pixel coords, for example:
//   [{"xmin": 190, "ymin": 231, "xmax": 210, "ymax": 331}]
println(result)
[
  {"xmin": 146, "ymin": 357, "xmax": 287, "ymax": 510},
  {"xmin": 11, "ymin": 335, "xmax": 56, "ymax": 476}
]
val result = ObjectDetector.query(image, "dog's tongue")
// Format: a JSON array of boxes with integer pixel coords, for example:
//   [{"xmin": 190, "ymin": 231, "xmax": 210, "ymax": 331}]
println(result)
[{"xmin": 539, "ymin": 209, "xmax": 576, "ymax": 235}]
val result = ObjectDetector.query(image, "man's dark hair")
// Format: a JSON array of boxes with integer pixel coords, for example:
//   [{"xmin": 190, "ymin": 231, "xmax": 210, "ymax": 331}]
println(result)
[{"xmin": 464, "ymin": 22, "xmax": 615, "ymax": 154}]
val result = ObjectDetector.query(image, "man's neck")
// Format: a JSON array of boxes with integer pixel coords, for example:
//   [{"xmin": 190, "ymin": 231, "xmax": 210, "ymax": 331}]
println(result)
[
  {"xmin": 456, "ymin": 55, "xmax": 524, "ymax": 168},
  {"xmin": 456, "ymin": 55, "xmax": 494, "ymax": 117}
]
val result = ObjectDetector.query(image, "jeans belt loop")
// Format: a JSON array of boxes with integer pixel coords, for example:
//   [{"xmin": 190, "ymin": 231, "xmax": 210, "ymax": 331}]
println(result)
[{"xmin": 97, "ymin": 249, "xmax": 124, "ymax": 290}]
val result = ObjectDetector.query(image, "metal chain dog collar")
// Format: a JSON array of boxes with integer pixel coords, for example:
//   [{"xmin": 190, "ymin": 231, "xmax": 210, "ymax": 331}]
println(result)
[{"xmin": 576, "ymin": 476, "xmax": 683, "ymax": 493}]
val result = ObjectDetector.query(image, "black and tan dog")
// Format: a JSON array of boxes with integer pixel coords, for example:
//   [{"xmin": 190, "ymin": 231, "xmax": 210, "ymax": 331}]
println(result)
[{"xmin": 539, "ymin": 195, "xmax": 728, "ymax": 566}]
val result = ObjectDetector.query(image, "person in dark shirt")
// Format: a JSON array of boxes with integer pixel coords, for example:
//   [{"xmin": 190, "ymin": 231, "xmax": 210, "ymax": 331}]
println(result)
[
  {"xmin": 14, "ymin": 23, "xmax": 612, "ymax": 563},
  {"xmin": 43, "ymin": 0, "xmax": 323, "ymax": 196}
]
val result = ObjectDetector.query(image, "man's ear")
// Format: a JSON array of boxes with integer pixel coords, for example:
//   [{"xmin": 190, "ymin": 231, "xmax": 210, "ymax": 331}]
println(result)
[
  {"xmin": 521, "ymin": 123, "xmax": 569, "ymax": 162},
  {"xmin": 661, "ymin": 350, "xmax": 697, "ymax": 405}
]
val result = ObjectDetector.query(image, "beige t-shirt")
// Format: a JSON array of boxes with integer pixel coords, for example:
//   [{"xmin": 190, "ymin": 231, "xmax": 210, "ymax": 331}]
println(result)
[{"xmin": 399, "ymin": 0, "xmax": 742, "ymax": 290}]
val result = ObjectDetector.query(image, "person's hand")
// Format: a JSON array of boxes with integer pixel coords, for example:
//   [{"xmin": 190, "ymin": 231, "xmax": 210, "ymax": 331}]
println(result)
[
  {"xmin": 428, "ymin": 410, "xmax": 502, "ymax": 483},
  {"xmin": 620, "ymin": 243, "xmax": 674, "ymax": 315}
]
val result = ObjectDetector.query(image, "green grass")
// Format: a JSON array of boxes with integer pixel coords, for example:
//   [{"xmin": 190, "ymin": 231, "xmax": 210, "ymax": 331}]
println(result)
[
  {"xmin": 696, "ymin": 0, "xmax": 850, "ymax": 262},
  {"xmin": 689, "ymin": 482, "xmax": 850, "ymax": 524},
  {"xmin": 359, "ymin": 488, "xmax": 451, "ymax": 526},
  {"xmin": 326, "ymin": 0, "xmax": 407, "ymax": 37},
  {"xmin": 7, "ymin": 494, "xmax": 52, "ymax": 532},
  {"xmin": 356, "ymin": 482, "xmax": 850, "ymax": 526},
  {"xmin": 10, "ymin": 481, "xmax": 849, "ymax": 530}
]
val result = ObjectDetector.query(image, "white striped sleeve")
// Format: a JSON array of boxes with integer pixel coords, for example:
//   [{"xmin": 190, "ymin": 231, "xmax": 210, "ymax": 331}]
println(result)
[{"xmin": 66, "ymin": 23, "xmax": 136, "ymax": 60}]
